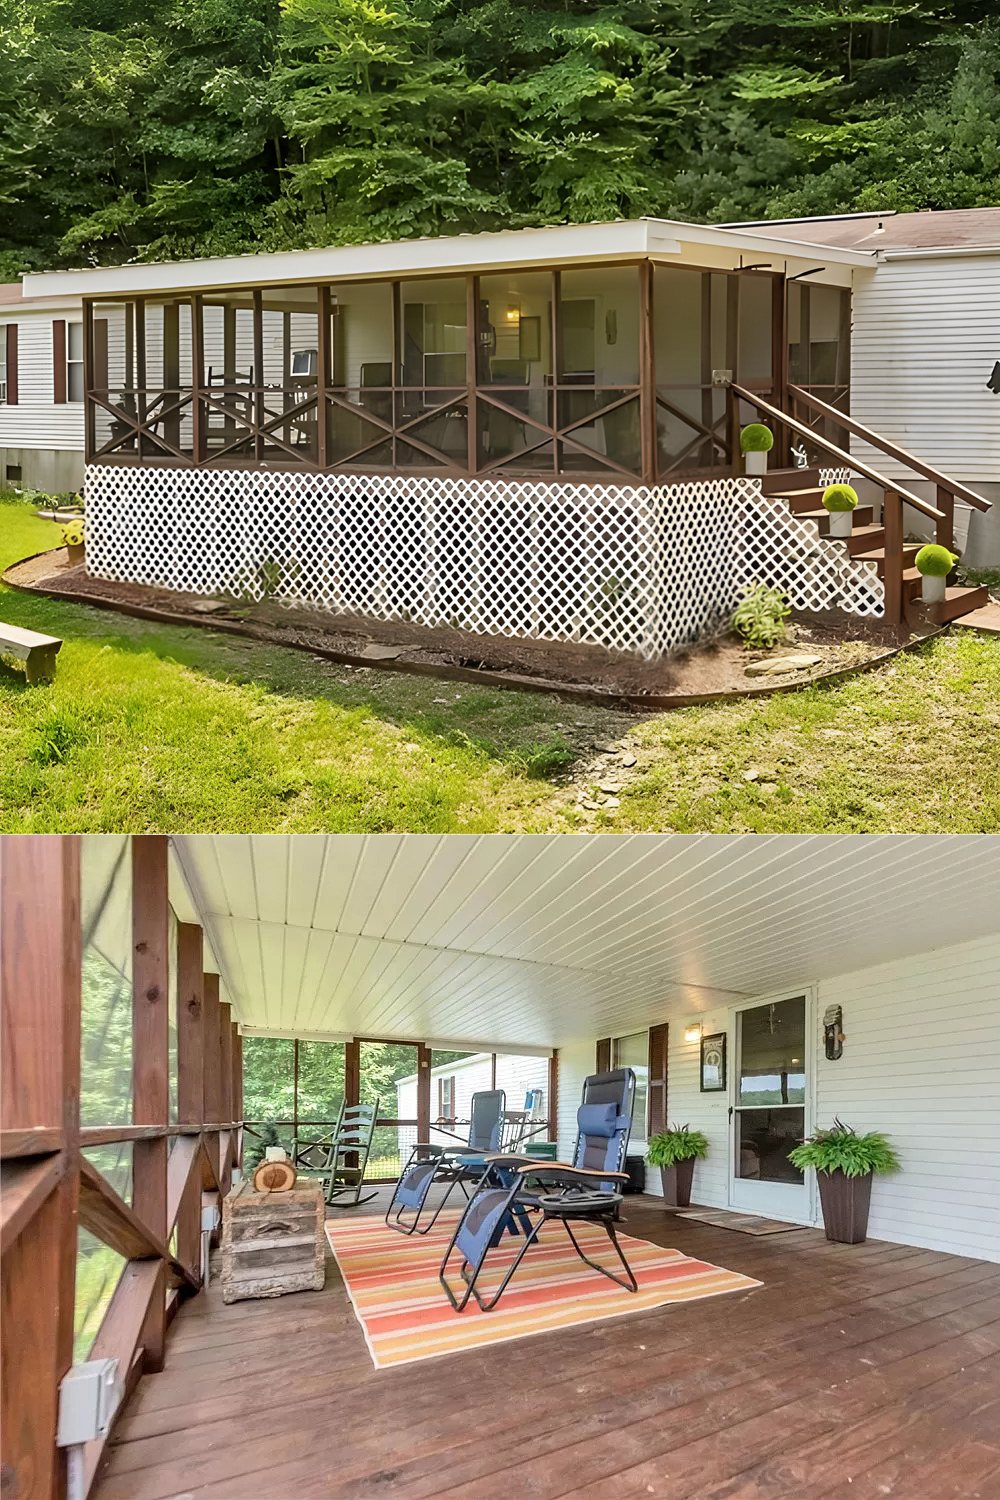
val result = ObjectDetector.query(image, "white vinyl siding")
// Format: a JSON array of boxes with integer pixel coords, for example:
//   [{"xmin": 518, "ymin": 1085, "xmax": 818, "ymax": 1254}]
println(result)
[
  {"xmin": 0, "ymin": 308, "xmax": 85, "ymax": 450},
  {"xmin": 556, "ymin": 931, "xmax": 1000, "ymax": 1262},
  {"xmin": 850, "ymin": 256, "xmax": 1000, "ymax": 487}
]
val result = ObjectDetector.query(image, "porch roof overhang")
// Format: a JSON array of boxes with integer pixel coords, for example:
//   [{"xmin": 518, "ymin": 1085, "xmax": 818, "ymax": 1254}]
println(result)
[
  {"xmin": 21, "ymin": 218, "xmax": 870, "ymax": 301},
  {"xmin": 167, "ymin": 833, "xmax": 1000, "ymax": 1053}
]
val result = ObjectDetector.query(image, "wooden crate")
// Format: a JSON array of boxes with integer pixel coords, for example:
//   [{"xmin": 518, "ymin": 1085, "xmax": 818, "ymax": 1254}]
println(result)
[{"xmin": 221, "ymin": 1178, "xmax": 326, "ymax": 1304}]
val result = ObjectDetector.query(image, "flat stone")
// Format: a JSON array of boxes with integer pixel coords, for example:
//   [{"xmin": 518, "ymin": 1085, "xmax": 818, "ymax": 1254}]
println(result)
[
  {"xmin": 593, "ymin": 742, "xmax": 617, "ymax": 753},
  {"xmin": 580, "ymin": 800, "xmax": 604, "ymax": 811},
  {"xmin": 744, "ymin": 654, "xmax": 823, "ymax": 677},
  {"xmin": 187, "ymin": 600, "xmax": 227, "ymax": 614},
  {"xmin": 598, "ymin": 782, "xmax": 622, "ymax": 794},
  {"xmin": 620, "ymin": 753, "xmax": 637, "ymax": 767},
  {"xmin": 604, "ymin": 797, "xmax": 621, "ymax": 808},
  {"xmin": 743, "ymin": 770, "xmax": 759, "ymax": 782},
  {"xmin": 360, "ymin": 644, "xmax": 405, "ymax": 660}
]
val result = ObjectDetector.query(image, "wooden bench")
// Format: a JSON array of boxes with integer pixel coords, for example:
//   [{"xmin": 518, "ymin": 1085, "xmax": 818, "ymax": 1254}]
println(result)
[{"xmin": 0, "ymin": 622, "xmax": 62, "ymax": 684}]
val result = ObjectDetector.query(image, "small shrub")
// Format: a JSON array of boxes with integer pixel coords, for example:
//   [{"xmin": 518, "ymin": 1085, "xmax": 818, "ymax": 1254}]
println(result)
[
  {"xmin": 822, "ymin": 484, "xmax": 858, "ymax": 512},
  {"xmin": 788, "ymin": 1119, "xmax": 901, "ymax": 1178},
  {"xmin": 647, "ymin": 1125, "xmax": 710, "ymax": 1166},
  {"xmin": 27, "ymin": 711, "xmax": 87, "ymax": 765},
  {"xmin": 514, "ymin": 736, "xmax": 577, "ymax": 779},
  {"xmin": 740, "ymin": 423, "xmax": 774, "ymax": 453},
  {"xmin": 915, "ymin": 544, "xmax": 957, "ymax": 577},
  {"xmin": 731, "ymin": 582, "xmax": 791, "ymax": 649}
]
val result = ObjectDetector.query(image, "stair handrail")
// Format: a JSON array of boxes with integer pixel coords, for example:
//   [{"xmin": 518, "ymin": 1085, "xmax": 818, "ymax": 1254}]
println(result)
[
  {"xmin": 728, "ymin": 382, "xmax": 944, "ymax": 522},
  {"xmin": 787, "ymin": 384, "xmax": 991, "ymax": 513}
]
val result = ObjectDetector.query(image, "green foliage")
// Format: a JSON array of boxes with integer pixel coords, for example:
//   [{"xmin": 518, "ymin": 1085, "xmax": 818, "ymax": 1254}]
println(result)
[
  {"xmin": 958, "ymin": 564, "xmax": 1000, "ymax": 592},
  {"xmin": 512, "ymin": 735, "xmax": 577, "ymax": 779},
  {"xmin": 788, "ymin": 1119, "xmax": 901, "ymax": 1177},
  {"xmin": 915, "ymin": 543, "xmax": 957, "ymax": 576},
  {"xmin": 822, "ymin": 483, "xmax": 858, "ymax": 512},
  {"xmin": 740, "ymin": 423, "xmax": 774, "ymax": 454},
  {"xmin": 731, "ymin": 581, "xmax": 791, "ymax": 650},
  {"xmin": 647, "ymin": 1124, "xmax": 710, "ymax": 1166},
  {"xmin": 0, "ymin": 0, "xmax": 996, "ymax": 268}
]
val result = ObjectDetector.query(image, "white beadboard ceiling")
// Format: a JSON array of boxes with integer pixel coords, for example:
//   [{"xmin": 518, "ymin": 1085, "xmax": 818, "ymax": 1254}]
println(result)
[{"xmin": 169, "ymin": 835, "xmax": 1000, "ymax": 1050}]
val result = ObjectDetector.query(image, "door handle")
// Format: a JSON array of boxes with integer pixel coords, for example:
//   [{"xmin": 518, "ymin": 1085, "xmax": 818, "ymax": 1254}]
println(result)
[{"xmin": 728, "ymin": 1106, "xmax": 734, "ymax": 1119}]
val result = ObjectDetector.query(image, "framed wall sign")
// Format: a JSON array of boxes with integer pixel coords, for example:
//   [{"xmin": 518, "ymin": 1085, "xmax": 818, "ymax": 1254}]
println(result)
[{"xmin": 700, "ymin": 1032, "xmax": 727, "ymax": 1092}]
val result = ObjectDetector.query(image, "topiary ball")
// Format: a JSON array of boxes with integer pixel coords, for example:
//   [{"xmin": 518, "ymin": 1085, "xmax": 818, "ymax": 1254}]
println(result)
[
  {"xmin": 822, "ymin": 484, "xmax": 858, "ymax": 512},
  {"xmin": 915, "ymin": 543, "xmax": 957, "ymax": 577},
  {"xmin": 740, "ymin": 423, "xmax": 774, "ymax": 453}
]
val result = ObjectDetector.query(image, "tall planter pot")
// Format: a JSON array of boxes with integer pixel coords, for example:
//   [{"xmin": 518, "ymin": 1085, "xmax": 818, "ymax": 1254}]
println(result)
[
  {"xmin": 817, "ymin": 1169, "xmax": 873, "ymax": 1244},
  {"xmin": 659, "ymin": 1158, "xmax": 696, "ymax": 1208}
]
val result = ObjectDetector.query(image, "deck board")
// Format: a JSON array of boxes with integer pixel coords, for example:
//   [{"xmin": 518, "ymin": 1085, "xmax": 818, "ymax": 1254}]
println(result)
[{"xmin": 94, "ymin": 1194, "xmax": 1000, "ymax": 1500}]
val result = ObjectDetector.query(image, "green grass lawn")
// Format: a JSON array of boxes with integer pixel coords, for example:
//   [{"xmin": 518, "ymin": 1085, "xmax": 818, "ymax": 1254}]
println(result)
[{"xmin": 2, "ymin": 501, "xmax": 999, "ymax": 832}]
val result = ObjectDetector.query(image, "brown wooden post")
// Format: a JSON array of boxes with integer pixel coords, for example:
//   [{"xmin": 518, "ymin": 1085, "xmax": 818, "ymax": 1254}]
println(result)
[
  {"xmin": 83, "ymin": 298, "xmax": 95, "ymax": 462},
  {"xmin": 317, "ymin": 284, "xmax": 331, "ymax": 470},
  {"xmin": 130, "ymin": 836, "xmax": 170, "ymax": 1373},
  {"xmin": 773, "ymin": 275, "xmax": 789, "ymax": 468},
  {"xmin": 292, "ymin": 1036, "xmax": 300, "ymax": 1143},
  {"xmin": 219, "ymin": 1001, "xmax": 233, "ymax": 1191},
  {"xmin": 232, "ymin": 1026, "xmax": 243, "ymax": 1123},
  {"xmin": 191, "ymin": 294, "xmax": 205, "ymax": 465},
  {"xmin": 175, "ymin": 924, "xmax": 204, "ymax": 1276},
  {"xmin": 466, "ymin": 274, "xmax": 479, "ymax": 476},
  {"xmin": 134, "ymin": 296, "xmax": 147, "ymax": 443},
  {"xmin": 252, "ymin": 288, "xmax": 264, "ymax": 460},
  {"xmin": 936, "ymin": 485, "xmax": 954, "ymax": 553},
  {"xmin": 551, "ymin": 269, "xmax": 562, "ymax": 473},
  {"xmin": 1, "ymin": 835, "xmax": 82, "ymax": 1500},
  {"xmin": 202, "ymin": 975, "xmax": 222, "ymax": 1126},
  {"xmin": 345, "ymin": 1038, "xmax": 360, "ymax": 1110},
  {"xmin": 639, "ymin": 260, "xmax": 656, "ymax": 485},
  {"xmin": 726, "ymin": 275, "xmax": 740, "ymax": 473},
  {"xmin": 416, "ymin": 1044, "xmax": 431, "ymax": 1144},
  {"xmin": 547, "ymin": 1051, "xmax": 559, "ymax": 1148},
  {"xmin": 883, "ymin": 490, "xmax": 904, "ymax": 625}
]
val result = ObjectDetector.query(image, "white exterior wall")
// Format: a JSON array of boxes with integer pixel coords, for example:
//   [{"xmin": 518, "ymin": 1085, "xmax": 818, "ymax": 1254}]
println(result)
[
  {"xmin": 557, "ymin": 932, "xmax": 1000, "ymax": 1262},
  {"xmin": 0, "ymin": 304, "xmax": 85, "ymax": 453},
  {"xmin": 397, "ymin": 1052, "xmax": 550, "ymax": 1151},
  {"xmin": 850, "ymin": 254, "xmax": 1000, "ymax": 565}
]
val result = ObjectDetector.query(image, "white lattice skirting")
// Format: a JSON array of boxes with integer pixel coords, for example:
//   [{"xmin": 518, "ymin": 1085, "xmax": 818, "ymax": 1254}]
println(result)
[{"xmin": 83, "ymin": 467, "xmax": 883, "ymax": 660}]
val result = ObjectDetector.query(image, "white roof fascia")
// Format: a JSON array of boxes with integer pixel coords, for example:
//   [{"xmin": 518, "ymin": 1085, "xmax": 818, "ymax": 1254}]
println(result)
[
  {"xmin": 877, "ymin": 245, "xmax": 1000, "ymax": 261},
  {"xmin": 0, "ymin": 293, "xmax": 83, "ymax": 314},
  {"xmin": 22, "ymin": 217, "xmax": 869, "ymax": 300}
]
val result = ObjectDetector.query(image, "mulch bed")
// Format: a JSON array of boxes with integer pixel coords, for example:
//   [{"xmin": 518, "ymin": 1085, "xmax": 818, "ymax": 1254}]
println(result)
[{"xmin": 5, "ymin": 548, "xmax": 932, "ymax": 708}]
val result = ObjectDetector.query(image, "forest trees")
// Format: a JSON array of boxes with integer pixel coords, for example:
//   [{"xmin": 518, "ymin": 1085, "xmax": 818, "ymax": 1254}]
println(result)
[{"xmin": 0, "ymin": 0, "xmax": 996, "ymax": 275}]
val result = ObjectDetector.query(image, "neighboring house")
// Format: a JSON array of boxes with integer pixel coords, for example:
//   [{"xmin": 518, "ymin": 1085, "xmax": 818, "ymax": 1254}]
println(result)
[
  {"xmin": 734, "ymin": 208, "xmax": 1000, "ymax": 567},
  {"xmin": 0, "ymin": 281, "xmax": 85, "ymax": 492},
  {"xmin": 396, "ymin": 1050, "xmax": 552, "ymax": 1158},
  {"xmin": 15, "ymin": 212, "xmax": 997, "ymax": 648}
]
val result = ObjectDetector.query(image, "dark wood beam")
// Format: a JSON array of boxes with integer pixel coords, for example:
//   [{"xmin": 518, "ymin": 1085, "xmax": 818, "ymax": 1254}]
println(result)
[
  {"xmin": 78, "ymin": 1157, "xmax": 199, "ymax": 1291},
  {"xmin": 176, "ymin": 925, "xmax": 204, "ymax": 1126},
  {"xmin": 82, "ymin": 1258, "xmax": 163, "ymax": 1494},
  {"xmin": 0, "ymin": 1155, "xmax": 62, "ymax": 1256},
  {"xmin": 203, "ymin": 974, "xmax": 221, "ymax": 1127}
]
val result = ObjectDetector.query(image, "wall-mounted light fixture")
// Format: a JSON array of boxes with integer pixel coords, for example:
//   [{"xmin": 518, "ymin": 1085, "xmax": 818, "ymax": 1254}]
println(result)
[{"xmin": 683, "ymin": 1022, "xmax": 703, "ymax": 1044}]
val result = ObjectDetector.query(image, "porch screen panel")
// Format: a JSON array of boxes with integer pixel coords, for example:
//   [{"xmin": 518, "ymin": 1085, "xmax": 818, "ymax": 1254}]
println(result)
[
  {"xmin": 296, "ymin": 1040, "xmax": 346, "ymax": 1123},
  {"xmin": 428, "ymin": 1049, "xmax": 476, "ymax": 1146},
  {"xmin": 396, "ymin": 277, "xmax": 468, "ymax": 468},
  {"xmin": 557, "ymin": 266, "xmax": 640, "ymax": 475},
  {"xmin": 654, "ymin": 266, "xmax": 729, "ymax": 478},
  {"xmin": 90, "ymin": 301, "xmax": 137, "ymax": 458},
  {"xmin": 327, "ymin": 281, "xmax": 394, "ymax": 465},
  {"xmin": 258, "ymin": 286, "xmax": 320, "ymax": 465},
  {"xmin": 75, "ymin": 835, "xmax": 134, "ymax": 1360},
  {"xmin": 494, "ymin": 1052, "xmax": 550, "ymax": 1148},
  {"xmin": 477, "ymin": 270, "xmax": 553, "ymax": 473},
  {"xmin": 737, "ymin": 274, "xmax": 774, "ymax": 387},
  {"xmin": 200, "ymin": 296, "xmax": 256, "ymax": 460},
  {"xmin": 242, "ymin": 1035, "xmax": 296, "ymax": 1154},
  {"xmin": 359, "ymin": 1040, "xmax": 421, "ymax": 1181},
  {"xmin": 142, "ymin": 300, "xmax": 195, "ymax": 458},
  {"xmin": 788, "ymin": 283, "xmax": 850, "ymax": 455}
]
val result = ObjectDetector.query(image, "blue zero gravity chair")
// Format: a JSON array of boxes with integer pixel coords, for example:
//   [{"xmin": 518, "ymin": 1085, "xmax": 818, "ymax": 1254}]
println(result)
[
  {"xmin": 386, "ymin": 1089, "xmax": 507, "ymax": 1236},
  {"xmin": 439, "ymin": 1068, "xmax": 638, "ymax": 1313}
]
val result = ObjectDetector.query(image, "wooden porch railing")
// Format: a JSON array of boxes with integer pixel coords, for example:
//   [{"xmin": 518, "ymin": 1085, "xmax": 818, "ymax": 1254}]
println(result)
[
  {"xmin": 0, "ymin": 835, "xmax": 243, "ymax": 1500},
  {"xmin": 788, "ymin": 382, "xmax": 992, "ymax": 554},
  {"xmin": 729, "ymin": 383, "xmax": 950, "ymax": 625}
]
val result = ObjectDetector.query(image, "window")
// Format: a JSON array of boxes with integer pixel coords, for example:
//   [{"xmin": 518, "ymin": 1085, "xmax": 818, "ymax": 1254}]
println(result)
[
  {"xmin": 67, "ymin": 322, "xmax": 84, "ymax": 402},
  {"xmin": 438, "ymin": 1075, "xmax": 456, "ymax": 1122},
  {"xmin": 612, "ymin": 1032, "xmax": 649, "ymax": 1144}
]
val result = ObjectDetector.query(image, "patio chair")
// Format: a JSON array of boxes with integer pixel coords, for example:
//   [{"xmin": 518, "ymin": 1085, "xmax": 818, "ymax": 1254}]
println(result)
[
  {"xmin": 294, "ymin": 1098, "xmax": 381, "ymax": 1208},
  {"xmin": 439, "ymin": 1068, "xmax": 638, "ymax": 1313},
  {"xmin": 386, "ymin": 1089, "xmax": 506, "ymax": 1236}
]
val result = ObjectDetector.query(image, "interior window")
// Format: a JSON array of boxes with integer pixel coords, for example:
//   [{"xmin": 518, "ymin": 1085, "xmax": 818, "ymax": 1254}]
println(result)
[
  {"xmin": 67, "ymin": 322, "xmax": 84, "ymax": 402},
  {"xmin": 612, "ymin": 1031, "xmax": 649, "ymax": 1143}
]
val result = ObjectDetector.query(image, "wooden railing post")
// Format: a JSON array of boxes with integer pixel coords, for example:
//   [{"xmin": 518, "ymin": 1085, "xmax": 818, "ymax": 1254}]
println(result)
[
  {"xmin": 1, "ymin": 835, "xmax": 82, "ymax": 1500},
  {"xmin": 131, "ymin": 835, "xmax": 170, "ymax": 1374},
  {"xmin": 175, "ymin": 924, "xmax": 204, "ymax": 1278},
  {"xmin": 883, "ymin": 490, "xmax": 904, "ymax": 625},
  {"xmin": 936, "ymin": 485, "xmax": 954, "ymax": 552}
]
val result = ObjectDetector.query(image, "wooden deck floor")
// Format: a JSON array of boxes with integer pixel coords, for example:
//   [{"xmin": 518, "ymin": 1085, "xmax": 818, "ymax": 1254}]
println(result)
[{"xmin": 94, "ymin": 1193, "xmax": 1000, "ymax": 1500}]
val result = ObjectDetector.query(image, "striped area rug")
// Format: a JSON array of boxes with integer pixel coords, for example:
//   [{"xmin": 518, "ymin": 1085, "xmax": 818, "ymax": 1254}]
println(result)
[{"xmin": 326, "ymin": 1211, "xmax": 762, "ymax": 1369}]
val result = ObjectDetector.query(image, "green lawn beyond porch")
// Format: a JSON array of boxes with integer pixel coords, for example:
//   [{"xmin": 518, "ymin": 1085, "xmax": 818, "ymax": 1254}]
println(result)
[{"xmin": 2, "ymin": 501, "xmax": 999, "ymax": 832}]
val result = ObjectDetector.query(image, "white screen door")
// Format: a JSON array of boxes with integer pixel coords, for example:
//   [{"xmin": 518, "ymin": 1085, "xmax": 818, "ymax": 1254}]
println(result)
[{"xmin": 729, "ymin": 995, "xmax": 810, "ymax": 1221}]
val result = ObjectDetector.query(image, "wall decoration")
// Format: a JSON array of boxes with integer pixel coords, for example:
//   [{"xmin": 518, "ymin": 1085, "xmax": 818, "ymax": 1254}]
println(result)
[{"xmin": 700, "ymin": 1032, "xmax": 727, "ymax": 1092}]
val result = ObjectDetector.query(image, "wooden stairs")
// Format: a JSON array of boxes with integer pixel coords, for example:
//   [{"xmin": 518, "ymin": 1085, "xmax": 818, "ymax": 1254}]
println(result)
[{"xmin": 760, "ymin": 468, "xmax": 990, "ymax": 627}]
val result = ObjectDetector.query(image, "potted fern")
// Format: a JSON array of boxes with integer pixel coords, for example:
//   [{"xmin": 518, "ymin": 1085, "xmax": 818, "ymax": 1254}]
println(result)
[
  {"xmin": 647, "ymin": 1125, "xmax": 709, "ymax": 1208},
  {"xmin": 788, "ymin": 1120, "xmax": 900, "ymax": 1244},
  {"xmin": 741, "ymin": 423, "xmax": 774, "ymax": 477}
]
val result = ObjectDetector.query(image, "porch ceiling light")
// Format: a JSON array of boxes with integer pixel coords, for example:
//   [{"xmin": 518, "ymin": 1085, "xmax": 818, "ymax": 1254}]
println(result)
[{"xmin": 684, "ymin": 1022, "xmax": 703, "ymax": 1043}]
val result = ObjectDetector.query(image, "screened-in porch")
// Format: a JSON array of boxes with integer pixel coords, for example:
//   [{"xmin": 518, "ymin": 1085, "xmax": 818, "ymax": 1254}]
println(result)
[{"xmin": 83, "ymin": 261, "xmax": 850, "ymax": 485}]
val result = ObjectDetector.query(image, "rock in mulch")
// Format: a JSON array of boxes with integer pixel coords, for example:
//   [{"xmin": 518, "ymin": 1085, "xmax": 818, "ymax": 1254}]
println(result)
[{"xmin": 744, "ymin": 654, "xmax": 824, "ymax": 677}]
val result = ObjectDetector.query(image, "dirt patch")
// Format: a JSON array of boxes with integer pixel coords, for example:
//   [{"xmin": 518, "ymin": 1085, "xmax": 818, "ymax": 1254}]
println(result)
[{"xmin": 6, "ymin": 548, "xmax": 925, "ymax": 703}]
